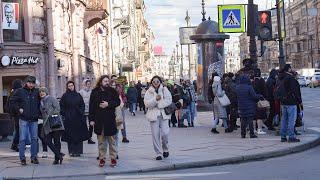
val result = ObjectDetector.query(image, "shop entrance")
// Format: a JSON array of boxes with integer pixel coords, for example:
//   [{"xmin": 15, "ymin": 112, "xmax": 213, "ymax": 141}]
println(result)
[{"xmin": 2, "ymin": 76, "xmax": 27, "ymax": 113}]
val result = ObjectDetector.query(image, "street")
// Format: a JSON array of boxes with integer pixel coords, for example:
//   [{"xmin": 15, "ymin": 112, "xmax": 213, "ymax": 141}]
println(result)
[
  {"xmin": 27, "ymin": 86, "xmax": 320, "ymax": 180},
  {"xmin": 48, "ymin": 145, "xmax": 320, "ymax": 180}
]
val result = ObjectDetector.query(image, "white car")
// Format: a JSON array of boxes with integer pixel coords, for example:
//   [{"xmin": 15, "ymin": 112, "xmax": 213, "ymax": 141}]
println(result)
[{"xmin": 297, "ymin": 76, "xmax": 307, "ymax": 87}]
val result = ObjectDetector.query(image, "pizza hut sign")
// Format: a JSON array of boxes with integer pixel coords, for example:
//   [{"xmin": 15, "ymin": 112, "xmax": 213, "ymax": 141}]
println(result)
[{"xmin": 1, "ymin": 55, "xmax": 40, "ymax": 67}]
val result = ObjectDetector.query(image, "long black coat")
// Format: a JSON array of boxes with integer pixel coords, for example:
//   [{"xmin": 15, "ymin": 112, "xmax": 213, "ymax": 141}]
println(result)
[
  {"xmin": 60, "ymin": 91, "xmax": 90, "ymax": 143},
  {"xmin": 253, "ymin": 77, "xmax": 267, "ymax": 119},
  {"xmin": 89, "ymin": 87, "xmax": 120, "ymax": 136}
]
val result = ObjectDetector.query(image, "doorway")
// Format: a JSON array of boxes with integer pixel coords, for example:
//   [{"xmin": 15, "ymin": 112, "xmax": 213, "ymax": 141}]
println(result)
[{"xmin": 2, "ymin": 76, "xmax": 27, "ymax": 113}]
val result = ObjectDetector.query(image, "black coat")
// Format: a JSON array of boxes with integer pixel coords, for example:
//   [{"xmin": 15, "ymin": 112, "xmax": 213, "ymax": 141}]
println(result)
[
  {"xmin": 9, "ymin": 86, "xmax": 40, "ymax": 122},
  {"xmin": 278, "ymin": 72, "xmax": 302, "ymax": 105},
  {"xmin": 60, "ymin": 91, "xmax": 90, "ymax": 143},
  {"xmin": 253, "ymin": 77, "xmax": 267, "ymax": 119},
  {"xmin": 89, "ymin": 87, "xmax": 120, "ymax": 136}
]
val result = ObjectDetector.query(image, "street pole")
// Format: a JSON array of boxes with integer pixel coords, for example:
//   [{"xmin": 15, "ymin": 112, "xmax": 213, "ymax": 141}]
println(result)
[
  {"xmin": 176, "ymin": 42, "xmax": 179, "ymax": 79},
  {"xmin": 248, "ymin": 0, "xmax": 258, "ymax": 64},
  {"xmin": 180, "ymin": 44, "xmax": 183, "ymax": 77},
  {"xmin": 185, "ymin": 10, "xmax": 192, "ymax": 78},
  {"xmin": 276, "ymin": 0, "xmax": 286, "ymax": 69}
]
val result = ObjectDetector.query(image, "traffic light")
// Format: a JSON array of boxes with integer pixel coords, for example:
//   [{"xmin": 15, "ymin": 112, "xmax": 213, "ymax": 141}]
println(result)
[{"xmin": 258, "ymin": 11, "xmax": 272, "ymax": 41}]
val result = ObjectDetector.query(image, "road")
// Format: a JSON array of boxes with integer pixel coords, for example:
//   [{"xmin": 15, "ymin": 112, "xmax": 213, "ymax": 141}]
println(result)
[{"xmin": 38, "ymin": 87, "xmax": 320, "ymax": 180}]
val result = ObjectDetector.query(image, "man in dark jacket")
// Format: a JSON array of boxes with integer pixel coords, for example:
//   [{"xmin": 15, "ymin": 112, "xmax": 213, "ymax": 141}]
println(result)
[
  {"xmin": 8, "ymin": 79, "xmax": 23, "ymax": 152},
  {"xmin": 236, "ymin": 75, "xmax": 263, "ymax": 138},
  {"xmin": 127, "ymin": 81, "xmax": 138, "ymax": 116},
  {"xmin": 10, "ymin": 76, "xmax": 40, "ymax": 165},
  {"xmin": 89, "ymin": 75, "xmax": 120, "ymax": 167},
  {"xmin": 278, "ymin": 64, "xmax": 302, "ymax": 143},
  {"xmin": 135, "ymin": 80, "xmax": 143, "ymax": 111},
  {"xmin": 180, "ymin": 80, "xmax": 192, "ymax": 127}
]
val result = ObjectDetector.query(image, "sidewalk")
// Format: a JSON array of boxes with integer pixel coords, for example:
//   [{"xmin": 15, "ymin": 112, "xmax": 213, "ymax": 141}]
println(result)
[{"xmin": 0, "ymin": 111, "xmax": 319, "ymax": 179}]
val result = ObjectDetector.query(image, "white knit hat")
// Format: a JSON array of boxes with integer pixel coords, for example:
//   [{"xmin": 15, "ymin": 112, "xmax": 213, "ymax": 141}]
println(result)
[{"xmin": 213, "ymin": 76, "xmax": 221, "ymax": 82}]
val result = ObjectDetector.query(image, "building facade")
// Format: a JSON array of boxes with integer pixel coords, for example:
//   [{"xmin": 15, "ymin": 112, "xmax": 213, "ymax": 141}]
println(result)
[{"xmin": 0, "ymin": 0, "xmax": 154, "ymax": 113}]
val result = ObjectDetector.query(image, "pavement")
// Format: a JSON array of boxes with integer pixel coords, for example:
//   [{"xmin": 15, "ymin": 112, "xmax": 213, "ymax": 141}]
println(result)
[{"xmin": 0, "ymin": 88, "xmax": 320, "ymax": 179}]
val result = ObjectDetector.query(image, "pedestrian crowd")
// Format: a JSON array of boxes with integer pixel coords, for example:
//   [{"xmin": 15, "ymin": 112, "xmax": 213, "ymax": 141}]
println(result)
[{"xmin": 1, "ymin": 58, "xmax": 304, "ymax": 168}]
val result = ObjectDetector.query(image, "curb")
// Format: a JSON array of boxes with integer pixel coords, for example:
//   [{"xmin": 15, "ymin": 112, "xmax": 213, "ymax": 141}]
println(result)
[{"xmin": 7, "ymin": 135, "xmax": 318, "ymax": 179}]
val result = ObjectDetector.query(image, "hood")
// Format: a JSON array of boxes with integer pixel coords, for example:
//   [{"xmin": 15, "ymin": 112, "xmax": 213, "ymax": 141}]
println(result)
[
  {"xmin": 239, "ymin": 75, "xmax": 251, "ymax": 85},
  {"xmin": 269, "ymin": 69, "xmax": 278, "ymax": 79},
  {"xmin": 12, "ymin": 79, "xmax": 23, "ymax": 90}
]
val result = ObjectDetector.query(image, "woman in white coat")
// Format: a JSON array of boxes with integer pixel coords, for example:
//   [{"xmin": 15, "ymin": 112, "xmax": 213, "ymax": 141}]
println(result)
[{"xmin": 144, "ymin": 76, "xmax": 172, "ymax": 160}]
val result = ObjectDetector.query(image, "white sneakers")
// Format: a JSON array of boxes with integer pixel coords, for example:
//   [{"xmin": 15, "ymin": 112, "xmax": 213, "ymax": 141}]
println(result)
[
  {"xmin": 41, "ymin": 151, "xmax": 48, "ymax": 158},
  {"xmin": 257, "ymin": 129, "xmax": 267, "ymax": 135}
]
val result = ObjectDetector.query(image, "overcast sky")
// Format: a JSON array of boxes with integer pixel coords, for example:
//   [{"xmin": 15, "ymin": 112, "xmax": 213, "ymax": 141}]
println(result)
[{"xmin": 144, "ymin": 0, "xmax": 277, "ymax": 54}]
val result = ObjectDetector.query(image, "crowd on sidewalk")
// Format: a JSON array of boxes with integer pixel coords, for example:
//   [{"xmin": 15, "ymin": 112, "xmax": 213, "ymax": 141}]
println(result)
[{"xmin": 0, "ymin": 57, "xmax": 304, "ymax": 168}]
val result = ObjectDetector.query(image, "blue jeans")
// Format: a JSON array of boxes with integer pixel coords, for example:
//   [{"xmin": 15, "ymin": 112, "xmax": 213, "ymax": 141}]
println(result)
[
  {"xmin": 129, "ymin": 103, "xmax": 136, "ymax": 113},
  {"xmin": 280, "ymin": 105, "xmax": 297, "ymax": 139},
  {"xmin": 181, "ymin": 108, "xmax": 191, "ymax": 124},
  {"xmin": 19, "ymin": 120, "xmax": 38, "ymax": 160},
  {"xmin": 188, "ymin": 102, "xmax": 197, "ymax": 122}
]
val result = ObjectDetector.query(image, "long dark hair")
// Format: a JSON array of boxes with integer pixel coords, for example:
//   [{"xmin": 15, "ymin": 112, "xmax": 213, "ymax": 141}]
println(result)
[
  {"xmin": 66, "ymin": 81, "xmax": 76, "ymax": 92},
  {"xmin": 95, "ymin": 75, "xmax": 109, "ymax": 89},
  {"xmin": 150, "ymin": 76, "xmax": 163, "ymax": 86}
]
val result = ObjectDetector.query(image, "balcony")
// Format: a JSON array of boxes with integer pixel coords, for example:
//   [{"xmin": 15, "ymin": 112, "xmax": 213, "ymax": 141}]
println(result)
[{"xmin": 84, "ymin": 0, "xmax": 109, "ymax": 28}]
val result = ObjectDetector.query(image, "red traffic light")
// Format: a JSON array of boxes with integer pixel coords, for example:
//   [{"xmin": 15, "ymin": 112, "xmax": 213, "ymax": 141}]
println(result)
[{"xmin": 260, "ymin": 12, "xmax": 269, "ymax": 24}]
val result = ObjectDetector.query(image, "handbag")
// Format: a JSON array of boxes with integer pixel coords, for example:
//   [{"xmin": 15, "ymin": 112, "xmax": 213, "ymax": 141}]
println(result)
[
  {"xmin": 48, "ymin": 115, "xmax": 63, "ymax": 129},
  {"xmin": 257, "ymin": 100, "xmax": 270, "ymax": 108},
  {"xmin": 162, "ymin": 88, "xmax": 177, "ymax": 115},
  {"xmin": 164, "ymin": 103, "xmax": 177, "ymax": 115},
  {"xmin": 217, "ymin": 94, "xmax": 231, "ymax": 107}
]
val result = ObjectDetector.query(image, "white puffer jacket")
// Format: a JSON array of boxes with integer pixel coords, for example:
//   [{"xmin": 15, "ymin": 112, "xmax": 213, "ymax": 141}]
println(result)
[{"xmin": 144, "ymin": 85, "xmax": 172, "ymax": 122}]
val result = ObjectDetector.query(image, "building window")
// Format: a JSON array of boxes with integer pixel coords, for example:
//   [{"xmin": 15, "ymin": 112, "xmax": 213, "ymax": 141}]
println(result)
[{"xmin": 2, "ymin": 0, "xmax": 25, "ymax": 42}]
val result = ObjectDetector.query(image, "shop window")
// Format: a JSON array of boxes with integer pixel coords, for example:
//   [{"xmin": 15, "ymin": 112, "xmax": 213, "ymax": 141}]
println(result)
[{"xmin": 2, "ymin": 0, "xmax": 25, "ymax": 42}]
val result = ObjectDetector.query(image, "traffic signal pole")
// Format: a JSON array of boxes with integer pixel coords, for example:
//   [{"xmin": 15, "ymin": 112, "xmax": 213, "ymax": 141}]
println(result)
[
  {"xmin": 276, "ymin": 0, "xmax": 286, "ymax": 69},
  {"xmin": 248, "ymin": 0, "xmax": 258, "ymax": 64}
]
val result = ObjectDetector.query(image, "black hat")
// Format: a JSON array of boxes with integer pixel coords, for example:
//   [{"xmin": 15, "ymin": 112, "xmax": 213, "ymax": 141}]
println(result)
[
  {"xmin": 25, "ymin": 76, "xmax": 36, "ymax": 83},
  {"xmin": 283, "ymin": 64, "xmax": 292, "ymax": 72}
]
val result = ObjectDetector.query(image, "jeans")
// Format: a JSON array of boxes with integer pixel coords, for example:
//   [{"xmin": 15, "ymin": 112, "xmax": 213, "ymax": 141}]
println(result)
[
  {"xmin": 129, "ymin": 103, "xmax": 136, "ymax": 113},
  {"xmin": 188, "ymin": 102, "xmax": 197, "ymax": 122},
  {"xmin": 280, "ymin": 105, "xmax": 297, "ymax": 139},
  {"xmin": 180, "ymin": 108, "xmax": 191, "ymax": 124},
  {"xmin": 19, "ymin": 120, "xmax": 38, "ymax": 160}
]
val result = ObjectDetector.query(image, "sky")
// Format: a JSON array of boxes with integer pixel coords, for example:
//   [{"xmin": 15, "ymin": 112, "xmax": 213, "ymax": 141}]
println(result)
[{"xmin": 144, "ymin": 0, "xmax": 276, "ymax": 54}]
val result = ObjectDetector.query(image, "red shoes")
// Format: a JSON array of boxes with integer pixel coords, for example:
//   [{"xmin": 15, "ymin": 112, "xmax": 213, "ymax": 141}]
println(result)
[{"xmin": 110, "ymin": 159, "xmax": 117, "ymax": 167}]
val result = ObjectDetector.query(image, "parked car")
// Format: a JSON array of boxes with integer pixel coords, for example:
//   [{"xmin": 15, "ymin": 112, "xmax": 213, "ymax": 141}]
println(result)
[
  {"xmin": 297, "ymin": 76, "xmax": 307, "ymax": 87},
  {"xmin": 309, "ymin": 75, "xmax": 320, "ymax": 88}
]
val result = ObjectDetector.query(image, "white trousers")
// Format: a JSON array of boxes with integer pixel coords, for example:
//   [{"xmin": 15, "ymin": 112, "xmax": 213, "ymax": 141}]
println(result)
[{"xmin": 150, "ymin": 117, "xmax": 169, "ymax": 156}]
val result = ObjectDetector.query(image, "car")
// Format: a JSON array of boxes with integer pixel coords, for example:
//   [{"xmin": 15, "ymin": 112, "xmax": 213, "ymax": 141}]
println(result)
[
  {"xmin": 309, "ymin": 75, "xmax": 320, "ymax": 88},
  {"xmin": 297, "ymin": 76, "xmax": 307, "ymax": 87}
]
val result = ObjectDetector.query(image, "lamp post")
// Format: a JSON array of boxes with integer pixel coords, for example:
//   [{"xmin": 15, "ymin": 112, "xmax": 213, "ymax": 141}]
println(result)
[{"xmin": 176, "ymin": 42, "xmax": 180, "ymax": 79}]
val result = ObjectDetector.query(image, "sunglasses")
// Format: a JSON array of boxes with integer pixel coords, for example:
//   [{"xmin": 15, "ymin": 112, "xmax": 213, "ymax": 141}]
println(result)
[{"xmin": 152, "ymin": 80, "xmax": 160, "ymax": 84}]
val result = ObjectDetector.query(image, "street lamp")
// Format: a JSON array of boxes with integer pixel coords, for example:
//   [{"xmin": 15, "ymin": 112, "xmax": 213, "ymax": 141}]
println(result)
[{"xmin": 248, "ymin": 0, "xmax": 258, "ymax": 64}]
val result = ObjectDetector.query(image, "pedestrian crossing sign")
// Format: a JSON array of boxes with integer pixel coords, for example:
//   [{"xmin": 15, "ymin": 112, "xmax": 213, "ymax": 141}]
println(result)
[{"xmin": 218, "ymin": 5, "xmax": 246, "ymax": 33}]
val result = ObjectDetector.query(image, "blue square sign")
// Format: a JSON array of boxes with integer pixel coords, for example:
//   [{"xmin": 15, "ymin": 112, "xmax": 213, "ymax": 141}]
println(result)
[{"xmin": 218, "ymin": 5, "xmax": 246, "ymax": 33}]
